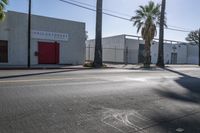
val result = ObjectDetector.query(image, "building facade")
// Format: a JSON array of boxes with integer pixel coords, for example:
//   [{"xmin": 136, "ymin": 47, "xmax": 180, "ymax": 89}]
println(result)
[
  {"xmin": 86, "ymin": 35, "xmax": 199, "ymax": 64},
  {"xmin": 0, "ymin": 11, "xmax": 86, "ymax": 66}
]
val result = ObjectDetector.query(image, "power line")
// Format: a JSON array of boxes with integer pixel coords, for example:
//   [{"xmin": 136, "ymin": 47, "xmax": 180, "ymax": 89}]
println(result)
[
  {"xmin": 67, "ymin": 0, "xmax": 192, "ymax": 31},
  {"xmin": 167, "ymin": 25, "xmax": 192, "ymax": 31},
  {"xmin": 65, "ymin": 0, "xmax": 132, "ymax": 17},
  {"xmin": 59, "ymin": 0, "xmax": 192, "ymax": 33},
  {"xmin": 59, "ymin": 0, "xmax": 96, "ymax": 11},
  {"xmin": 66, "ymin": 0, "xmax": 95, "ymax": 8},
  {"xmin": 59, "ymin": 0, "xmax": 130, "ymax": 21},
  {"xmin": 166, "ymin": 27, "xmax": 191, "ymax": 33}
]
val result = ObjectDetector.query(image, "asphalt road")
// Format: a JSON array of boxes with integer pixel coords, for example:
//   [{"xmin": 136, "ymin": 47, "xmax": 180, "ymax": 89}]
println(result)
[{"xmin": 0, "ymin": 66, "xmax": 200, "ymax": 133}]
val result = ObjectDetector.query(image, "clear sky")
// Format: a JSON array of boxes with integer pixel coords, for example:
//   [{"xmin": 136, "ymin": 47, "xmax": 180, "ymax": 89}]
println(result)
[{"xmin": 6, "ymin": 0, "xmax": 200, "ymax": 42}]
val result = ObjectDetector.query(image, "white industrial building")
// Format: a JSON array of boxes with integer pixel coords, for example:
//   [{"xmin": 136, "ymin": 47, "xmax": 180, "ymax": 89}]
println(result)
[
  {"xmin": 0, "ymin": 11, "xmax": 86, "ymax": 66},
  {"xmin": 86, "ymin": 35, "xmax": 199, "ymax": 64}
]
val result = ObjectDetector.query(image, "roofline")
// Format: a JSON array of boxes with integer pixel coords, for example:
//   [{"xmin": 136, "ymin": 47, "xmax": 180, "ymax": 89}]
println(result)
[
  {"xmin": 124, "ymin": 34, "xmax": 188, "ymax": 44},
  {"xmin": 88, "ymin": 34, "xmax": 188, "ymax": 44},
  {"xmin": 6, "ymin": 10, "xmax": 85, "ymax": 25}
]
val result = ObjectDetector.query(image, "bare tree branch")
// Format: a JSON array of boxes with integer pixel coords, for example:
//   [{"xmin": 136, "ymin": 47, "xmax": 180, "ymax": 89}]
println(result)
[{"xmin": 186, "ymin": 30, "xmax": 199, "ymax": 45}]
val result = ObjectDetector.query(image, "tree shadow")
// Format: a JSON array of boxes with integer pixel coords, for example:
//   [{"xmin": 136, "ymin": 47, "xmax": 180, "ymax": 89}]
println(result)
[
  {"xmin": 127, "ymin": 66, "xmax": 165, "ymax": 71},
  {"xmin": 143, "ymin": 111, "xmax": 200, "ymax": 133},
  {"xmin": 155, "ymin": 67, "xmax": 200, "ymax": 104},
  {"xmin": 140, "ymin": 68, "xmax": 200, "ymax": 132}
]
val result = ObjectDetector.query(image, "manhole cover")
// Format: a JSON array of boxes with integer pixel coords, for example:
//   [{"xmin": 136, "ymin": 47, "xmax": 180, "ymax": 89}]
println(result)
[{"xmin": 176, "ymin": 128, "xmax": 184, "ymax": 132}]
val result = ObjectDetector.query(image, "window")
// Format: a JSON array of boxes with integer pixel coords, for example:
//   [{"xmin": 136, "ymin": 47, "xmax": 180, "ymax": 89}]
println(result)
[{"xmin": 0, "ymin": 41, "xmax": 8, "ymax": 63}]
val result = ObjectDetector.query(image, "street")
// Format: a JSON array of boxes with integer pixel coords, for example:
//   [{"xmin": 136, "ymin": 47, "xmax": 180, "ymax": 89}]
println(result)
[{"xmin": 0, "ymin": 65, "xmax": 200, "ymax": 133}]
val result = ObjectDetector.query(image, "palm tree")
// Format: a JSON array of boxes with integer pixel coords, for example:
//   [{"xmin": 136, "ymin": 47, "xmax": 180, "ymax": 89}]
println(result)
[
  {"xmin": 93, "ymin": 0, "xmax": 103, "ymax": 68},
  {"xmin": 0, "ymin": 0, "xmax": 8, "ymax": 21},
  {"xmin": 131, "ymin": 1, "xmax": 161, "ymax": 68},
  {"xmin": 157, "ymin": 0, "xmax": 166, "ymax": 68}
]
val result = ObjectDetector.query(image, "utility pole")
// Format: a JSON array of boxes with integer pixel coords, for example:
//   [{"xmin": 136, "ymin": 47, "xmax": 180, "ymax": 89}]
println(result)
[
  {"xmin": 93, "ymin": 0, "xmax": 103, "ymax": 68},
  {"xmin": 199, "ymin": 28, "xmax": 200, "ymax": 66},
  {"xmin": 157, "ymin": 0, "xmax": 166, "ymax": 68},
  {"xmin": 28, "ymin": 0, "xmax": 31, "ymax": 68}
]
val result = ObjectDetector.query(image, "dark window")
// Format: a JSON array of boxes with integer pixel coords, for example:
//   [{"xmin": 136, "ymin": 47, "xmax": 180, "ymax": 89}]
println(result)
[
  {"xmin": 138, "ymin": 44, "xmax": 145, "ymax": 63},
  {"xmin": 0, "ymin": 41, "xmax": 8, "ymax": 63}
]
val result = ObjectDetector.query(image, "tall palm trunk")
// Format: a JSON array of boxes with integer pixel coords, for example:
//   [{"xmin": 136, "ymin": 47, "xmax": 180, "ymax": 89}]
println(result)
[
  {"xmin": 28, "ymin": 0, "xmax": 31, "ymax": 68},
  {"xmin": 199, "ymin": 28, "xmax": 200, "ymax": 66},
  {"xmin": 93, "ymin": 0, "xmax": 103, "ymax": 68},
  {"xmin": 144, "ymin": 40, "xmax": 151, "ymax": 68},
  {"xmin": 157, "ymin": 0, "xmax": 166, "ymax": 68}
]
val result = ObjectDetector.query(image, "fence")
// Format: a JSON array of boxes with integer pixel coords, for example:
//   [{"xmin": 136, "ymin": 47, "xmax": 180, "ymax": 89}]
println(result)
[
  {"xmin": 86, "ymin": 46, "xmax": 139, "ymax": 64},
  {"xmin": 86, "ymin": 44, "xmax": 199, "ymax": 65}
]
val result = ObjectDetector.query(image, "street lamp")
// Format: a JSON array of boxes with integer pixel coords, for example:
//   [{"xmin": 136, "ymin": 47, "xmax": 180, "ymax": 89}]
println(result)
[{"xmin": 28, "ymin": 0, "xmax": 31, "ymax": 68}]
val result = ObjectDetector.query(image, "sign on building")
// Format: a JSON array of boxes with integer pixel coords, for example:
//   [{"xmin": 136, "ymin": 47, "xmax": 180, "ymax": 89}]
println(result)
[{"xmin": 31, "ymin": 30, "xmax": 69, "ymax": 41}]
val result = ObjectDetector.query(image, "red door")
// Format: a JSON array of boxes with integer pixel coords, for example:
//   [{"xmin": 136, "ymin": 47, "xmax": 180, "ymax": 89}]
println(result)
[{"xmin": 38, "ymin": 42, "xmax": 59, "ymax": 64}]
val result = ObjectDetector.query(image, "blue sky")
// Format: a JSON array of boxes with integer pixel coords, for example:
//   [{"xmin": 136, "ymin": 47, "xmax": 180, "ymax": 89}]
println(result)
[{"xmin": 6, "ymin": 0, "xmax": 200, "ymax": 42}]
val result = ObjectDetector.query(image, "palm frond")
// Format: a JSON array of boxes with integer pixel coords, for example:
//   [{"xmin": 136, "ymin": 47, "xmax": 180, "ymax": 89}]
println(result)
[
  {"xmin": 2, "ymin": 0, "xmax": 8, "ymax": 5},
  {"xmin": 131, "ymin": 1, "xmax": 161, "ymax": 41},
  {"xmin": 0, "ymin": 0, "xmax": 8, "ymax": 21}
]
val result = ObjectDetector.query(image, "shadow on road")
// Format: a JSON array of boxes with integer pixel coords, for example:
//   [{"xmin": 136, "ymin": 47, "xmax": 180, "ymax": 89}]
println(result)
[
  {"xmin": 146, "ymin": 111, "xmax": 200, "ymax": 133},
  {"xmin": 141, "ymin": 67, "xmax": 200, "ymax": 132},
  {"xmin": 0, "ymin": 69, "xmax": 81, "ymax": 79},
  {"xmin": 155, "ymin": 68, "xmax": 200, "ymax": 104}
]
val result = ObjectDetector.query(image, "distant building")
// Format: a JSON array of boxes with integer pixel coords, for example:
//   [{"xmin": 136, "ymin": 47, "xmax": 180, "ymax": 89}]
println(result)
[
  {"xmin": 0, "ymin": 11, "xmax": 86, "ymax": 66},
  {"xmin": 86, "ymin": 35, "xmax": 199, "ymax": 64}
]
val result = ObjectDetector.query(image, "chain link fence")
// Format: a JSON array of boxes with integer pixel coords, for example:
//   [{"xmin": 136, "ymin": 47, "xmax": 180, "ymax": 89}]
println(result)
[{"xmin": 86, "ymin": 45, "xmax": 139, "ymax": 64}]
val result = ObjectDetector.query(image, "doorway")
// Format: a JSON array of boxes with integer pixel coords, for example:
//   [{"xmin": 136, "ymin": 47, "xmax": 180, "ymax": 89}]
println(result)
[
  {"xmin": 171, "ymin": 53, "xmax": 177, "ymax": 64},
  {"xmin": 38, "ymin": 42, "xmax": 59, "ymax": 64},
  {"xmin": 0, "ymin": 40, "xmax": 8, "ymax": 63},
  {"xmin": 138, "ymin": 44, "xmax": 145, "ymax": 63}
]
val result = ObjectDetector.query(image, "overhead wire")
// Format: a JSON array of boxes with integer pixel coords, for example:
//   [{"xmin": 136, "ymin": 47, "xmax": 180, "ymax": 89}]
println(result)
[
  {"xmin": 59, "ymin": 0, "xmax": 130, "ymax": 21},
  {"xmin": 59, "ymin": 0, "xmax": 193, "ymax": 33},
  {"xmin": 65, "ymin": 0, "xmax": 133, "ymax": 17}
]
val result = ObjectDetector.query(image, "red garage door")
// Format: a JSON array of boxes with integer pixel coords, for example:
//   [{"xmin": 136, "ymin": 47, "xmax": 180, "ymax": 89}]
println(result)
[{"xmin": 38, "ymin": 42, "xmax": 59, "ymax": 64}]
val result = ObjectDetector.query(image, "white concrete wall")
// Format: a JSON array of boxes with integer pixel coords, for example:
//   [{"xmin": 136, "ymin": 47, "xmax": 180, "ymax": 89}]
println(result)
[
  {"xmin": 151, "ymin": 42, "xmax": 159, "ymax": 64},
  {"xmin": 86, "ymin": 35, "xmax": 198, "ymax": 65},
  {"xmin": 151, "ymin": 42, "xmax": 187, "ymax": 64},
  {"xmin": 30, "ymin": 14, "xmax": 85, "ymax": 65},
  {"xmin": 176, "ymin": 43, "xmax": 187, "ymax": 64},
  {"xmin": 187, "ymin": 44, "xmax": 199, "ymax": 64},
  {"xmin": 0, "ymin": 11, "xmax": 85, "ymax": 66},
  {"xmin": 125, "ymin": 39, "xmax": 141, "ymax": 64},
  {"xmin": 86, "ymin": 35, "xmax": 125, "ymax": 63},
  {"xmin": 7, "ymin": 12, "xmax": 28, "ymax": 66},
  {"xmin": 0, "ymin": 16, "xmax": 8, "ymax": 41},
  {"xmin": 86, "ymin": 39, "xmax": 95, "ymax": 61}
]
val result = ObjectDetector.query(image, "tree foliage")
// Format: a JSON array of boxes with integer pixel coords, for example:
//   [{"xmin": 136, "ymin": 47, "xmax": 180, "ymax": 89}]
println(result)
[
  {"xmin": 0, "ymin": 0, "xmax": 8, "ymax": 21},
  {"xmin": 131, "ymin": 1, "xmax": 161, "ymax": 67},
  {"xmin": 186, "ymin": 30, "xmax": 199, "ymax": 45}
]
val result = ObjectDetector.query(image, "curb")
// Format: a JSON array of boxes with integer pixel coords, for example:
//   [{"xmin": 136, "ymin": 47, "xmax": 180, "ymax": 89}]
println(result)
[{"xmin": 0, "ymin": 67, "xmax": 90, "ymax": 70}]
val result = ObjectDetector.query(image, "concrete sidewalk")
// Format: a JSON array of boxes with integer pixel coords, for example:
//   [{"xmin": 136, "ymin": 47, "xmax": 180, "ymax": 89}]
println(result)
[
  {"xmin": 0, "ymin": 63, "xmax": 199, "ymax": 70},
  {"xmin": 0, "ymin": 64, "xmax": 88, "ymax": 70},
  {"xmin": 106, "ymin": 63, "xmax": 200, "ymax": 70}
]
